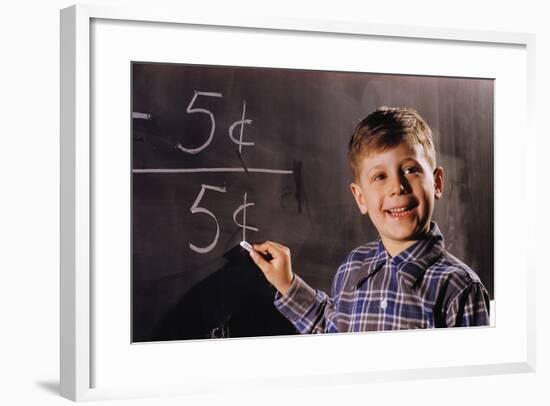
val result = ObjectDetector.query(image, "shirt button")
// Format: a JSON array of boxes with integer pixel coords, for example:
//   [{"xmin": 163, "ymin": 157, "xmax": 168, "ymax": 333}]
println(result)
[{"xmin": 380, "ymin": 299, "xmax": 387, "ymax": 310}]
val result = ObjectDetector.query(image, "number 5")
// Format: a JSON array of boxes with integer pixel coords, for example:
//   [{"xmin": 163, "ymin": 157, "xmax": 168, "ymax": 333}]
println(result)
[
  {"xmin": 189, "ymin": 184, "xmax": 227, "ymax": 254},
  {"xmin": 177, "ymin": 91, "xmax": 222, "ymax": 154}
]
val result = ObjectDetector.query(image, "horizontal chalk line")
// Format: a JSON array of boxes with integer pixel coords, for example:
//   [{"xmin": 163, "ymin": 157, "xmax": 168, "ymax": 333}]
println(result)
[{"xmin": 133, "ymin": 167, "xmax": 294, "ymax": 174}]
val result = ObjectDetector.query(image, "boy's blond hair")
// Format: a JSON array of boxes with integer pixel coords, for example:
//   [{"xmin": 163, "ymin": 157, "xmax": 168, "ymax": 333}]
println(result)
[{"xmin": 348, "ymin": 107, "xmax": 436, "ymax": 180}]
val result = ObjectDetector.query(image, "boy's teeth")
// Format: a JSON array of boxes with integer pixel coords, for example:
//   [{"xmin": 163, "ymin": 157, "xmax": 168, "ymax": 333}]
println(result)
[{"xmin": 390, "ymin": 207, "xmax": 407, "ymax": 212}]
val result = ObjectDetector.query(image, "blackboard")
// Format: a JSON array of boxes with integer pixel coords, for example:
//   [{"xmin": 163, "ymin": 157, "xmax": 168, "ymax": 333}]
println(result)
[{"xmin": 132, "ymin": 62, "xmax": 494, "ymax": 342}]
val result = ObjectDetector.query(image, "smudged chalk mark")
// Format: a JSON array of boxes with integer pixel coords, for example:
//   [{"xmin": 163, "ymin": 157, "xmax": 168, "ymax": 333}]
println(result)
[
  {"xmin": 292, "ymin": 160, "xmax": 310, "ymax": 215},
  {"xmin": 236, "ymin": 149, "xmax": 250, "ymax": 175}
]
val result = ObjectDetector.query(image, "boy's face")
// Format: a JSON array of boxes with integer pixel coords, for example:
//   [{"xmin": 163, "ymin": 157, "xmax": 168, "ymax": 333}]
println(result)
[{"xmin": 350, "ymin": 142, "xmax": 444, "ymax": 255}]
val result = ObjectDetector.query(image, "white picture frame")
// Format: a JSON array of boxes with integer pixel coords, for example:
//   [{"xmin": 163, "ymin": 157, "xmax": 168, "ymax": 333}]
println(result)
[{"xmin": 60, "ymin": 3, "xmax": 536, "ymax": 402}]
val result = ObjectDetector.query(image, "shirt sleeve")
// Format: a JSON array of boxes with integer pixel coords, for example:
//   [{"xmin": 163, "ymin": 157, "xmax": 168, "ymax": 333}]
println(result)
[
  {"xmin": 445, "ymin": 282, "xmax": 490, "ymax": 327},
  {"xmin": 273, "ymin": 275, "xmax": 329, "ymax": 333},
  {"xmin": 274, "ymin": 272, "xmax": 348, "ymax": 334}
]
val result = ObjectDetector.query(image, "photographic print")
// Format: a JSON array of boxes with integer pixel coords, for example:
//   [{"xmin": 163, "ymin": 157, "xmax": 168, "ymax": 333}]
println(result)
[{"xmin": 131, "ymin": 63, "xmax": 494, "ymax": 342}]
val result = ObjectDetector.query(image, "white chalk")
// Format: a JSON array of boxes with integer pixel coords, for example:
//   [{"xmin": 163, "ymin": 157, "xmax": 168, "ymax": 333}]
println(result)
[
  {"xmin": 132, "ymin": 112, "xmax": 152, "ymax": 120},
  {"xmin": 240, "ymin": 241, "xmax": 253, "ymax": 253}
]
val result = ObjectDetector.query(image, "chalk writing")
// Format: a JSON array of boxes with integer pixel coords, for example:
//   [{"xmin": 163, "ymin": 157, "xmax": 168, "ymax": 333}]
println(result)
[
  {"xmin": 133, "ymin": 168, "xmax": 293, "ymax": 174},
  {"xmin": 177, "ymin": 91, "xmax": 223, "ymax": 154},
  {"xmin": 134, "ymin": 90, "xmax": 294, "ymax": 255},
  {"xmin": 233, "ymin": 192, "xmax": 259, "ymax": 242},
  {"xmin": 189, "ymin": 184, "xmax": 227, "ymax": 254},
  {"xmin": 228, "ymin": 100, "xmax": 254, "ymax": 154}
]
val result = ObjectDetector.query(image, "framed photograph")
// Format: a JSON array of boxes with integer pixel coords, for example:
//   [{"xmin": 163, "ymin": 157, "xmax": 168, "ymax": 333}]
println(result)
[{"xmin": 60, "ymin": 4, "xmax": 536, "ymax": 401}]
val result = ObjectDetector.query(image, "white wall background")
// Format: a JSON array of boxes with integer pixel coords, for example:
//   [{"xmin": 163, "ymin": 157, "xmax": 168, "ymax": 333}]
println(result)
[{"xmin": 0, "ymin": 1, "xmax": 547, "ymax": 405}]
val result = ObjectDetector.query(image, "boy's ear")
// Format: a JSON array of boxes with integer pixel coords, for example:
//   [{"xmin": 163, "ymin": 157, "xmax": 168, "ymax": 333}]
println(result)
[
  {"xmin": 350, "ymin": 182, "xmax": 368, "ymax": 215},
  {"xmin": 433, "ymin": 166, "xmax": 444, "ymax": 199}
]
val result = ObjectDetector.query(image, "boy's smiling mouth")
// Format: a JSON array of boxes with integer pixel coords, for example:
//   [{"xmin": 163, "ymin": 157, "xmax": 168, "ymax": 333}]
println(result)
[{"xmin": 385, "ymin": 204, "xmax": 416, "ymax": 218}]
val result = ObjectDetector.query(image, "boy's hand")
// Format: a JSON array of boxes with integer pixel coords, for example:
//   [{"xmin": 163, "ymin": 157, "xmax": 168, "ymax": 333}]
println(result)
[{"xmin": 249, "ymin": 241, "xmax": 294, "ymax": 296}]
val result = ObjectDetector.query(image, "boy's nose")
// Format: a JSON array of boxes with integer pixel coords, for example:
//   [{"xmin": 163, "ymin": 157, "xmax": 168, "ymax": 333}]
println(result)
[
  {"xmin": 390, "ymin": 183, "xmax": 405, "ymax": 196},
  {"xmin": 389, "ymin": 176, "xmax": 409, "ymax": 196}
]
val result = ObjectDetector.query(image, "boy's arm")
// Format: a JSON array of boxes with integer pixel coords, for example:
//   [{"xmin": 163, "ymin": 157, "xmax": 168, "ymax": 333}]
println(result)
[
  {"xmin": 445, "ymin": 282, "xmax": 491, "ymax": 327},
  {"xmin": 250, "ymin": 241, "xmax": 343, "ymax": 334},
  {"xmin": 272, "ymin": 274, "xmax": 334, "ymax": 334}
]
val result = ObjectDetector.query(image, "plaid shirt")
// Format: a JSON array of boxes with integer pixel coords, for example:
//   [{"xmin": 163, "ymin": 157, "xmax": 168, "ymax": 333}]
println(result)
[{"xmin": 274, "ymin": 222, "xmax": 490, "ymax": 333}]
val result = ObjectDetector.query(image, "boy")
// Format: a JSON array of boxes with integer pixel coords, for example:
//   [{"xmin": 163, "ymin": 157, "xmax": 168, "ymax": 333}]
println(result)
[{"xmin": 249, "ymin": 106, "xmax": 490, "ymax": 332}]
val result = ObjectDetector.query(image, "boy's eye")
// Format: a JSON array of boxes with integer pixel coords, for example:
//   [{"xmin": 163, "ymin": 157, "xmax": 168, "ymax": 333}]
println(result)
[
  {"xmin": 404, "ymin": 166, "xmax": 420, "ymax": 175},
  {"xmin": 372, "ymin": 173, "xmax": 385, "ymax": 182}
]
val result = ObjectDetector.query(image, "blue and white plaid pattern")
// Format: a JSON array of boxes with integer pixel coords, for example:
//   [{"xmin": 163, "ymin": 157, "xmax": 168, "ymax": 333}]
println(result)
[{"xmin": 274, "ymin": 222, "xmax": 490, "ymax": 333}]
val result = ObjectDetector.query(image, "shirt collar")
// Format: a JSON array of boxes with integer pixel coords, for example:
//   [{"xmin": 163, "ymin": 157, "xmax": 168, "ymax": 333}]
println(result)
[{"xmin": 359, "ymin": 222, "xmax": 445, "ymax": 289}]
